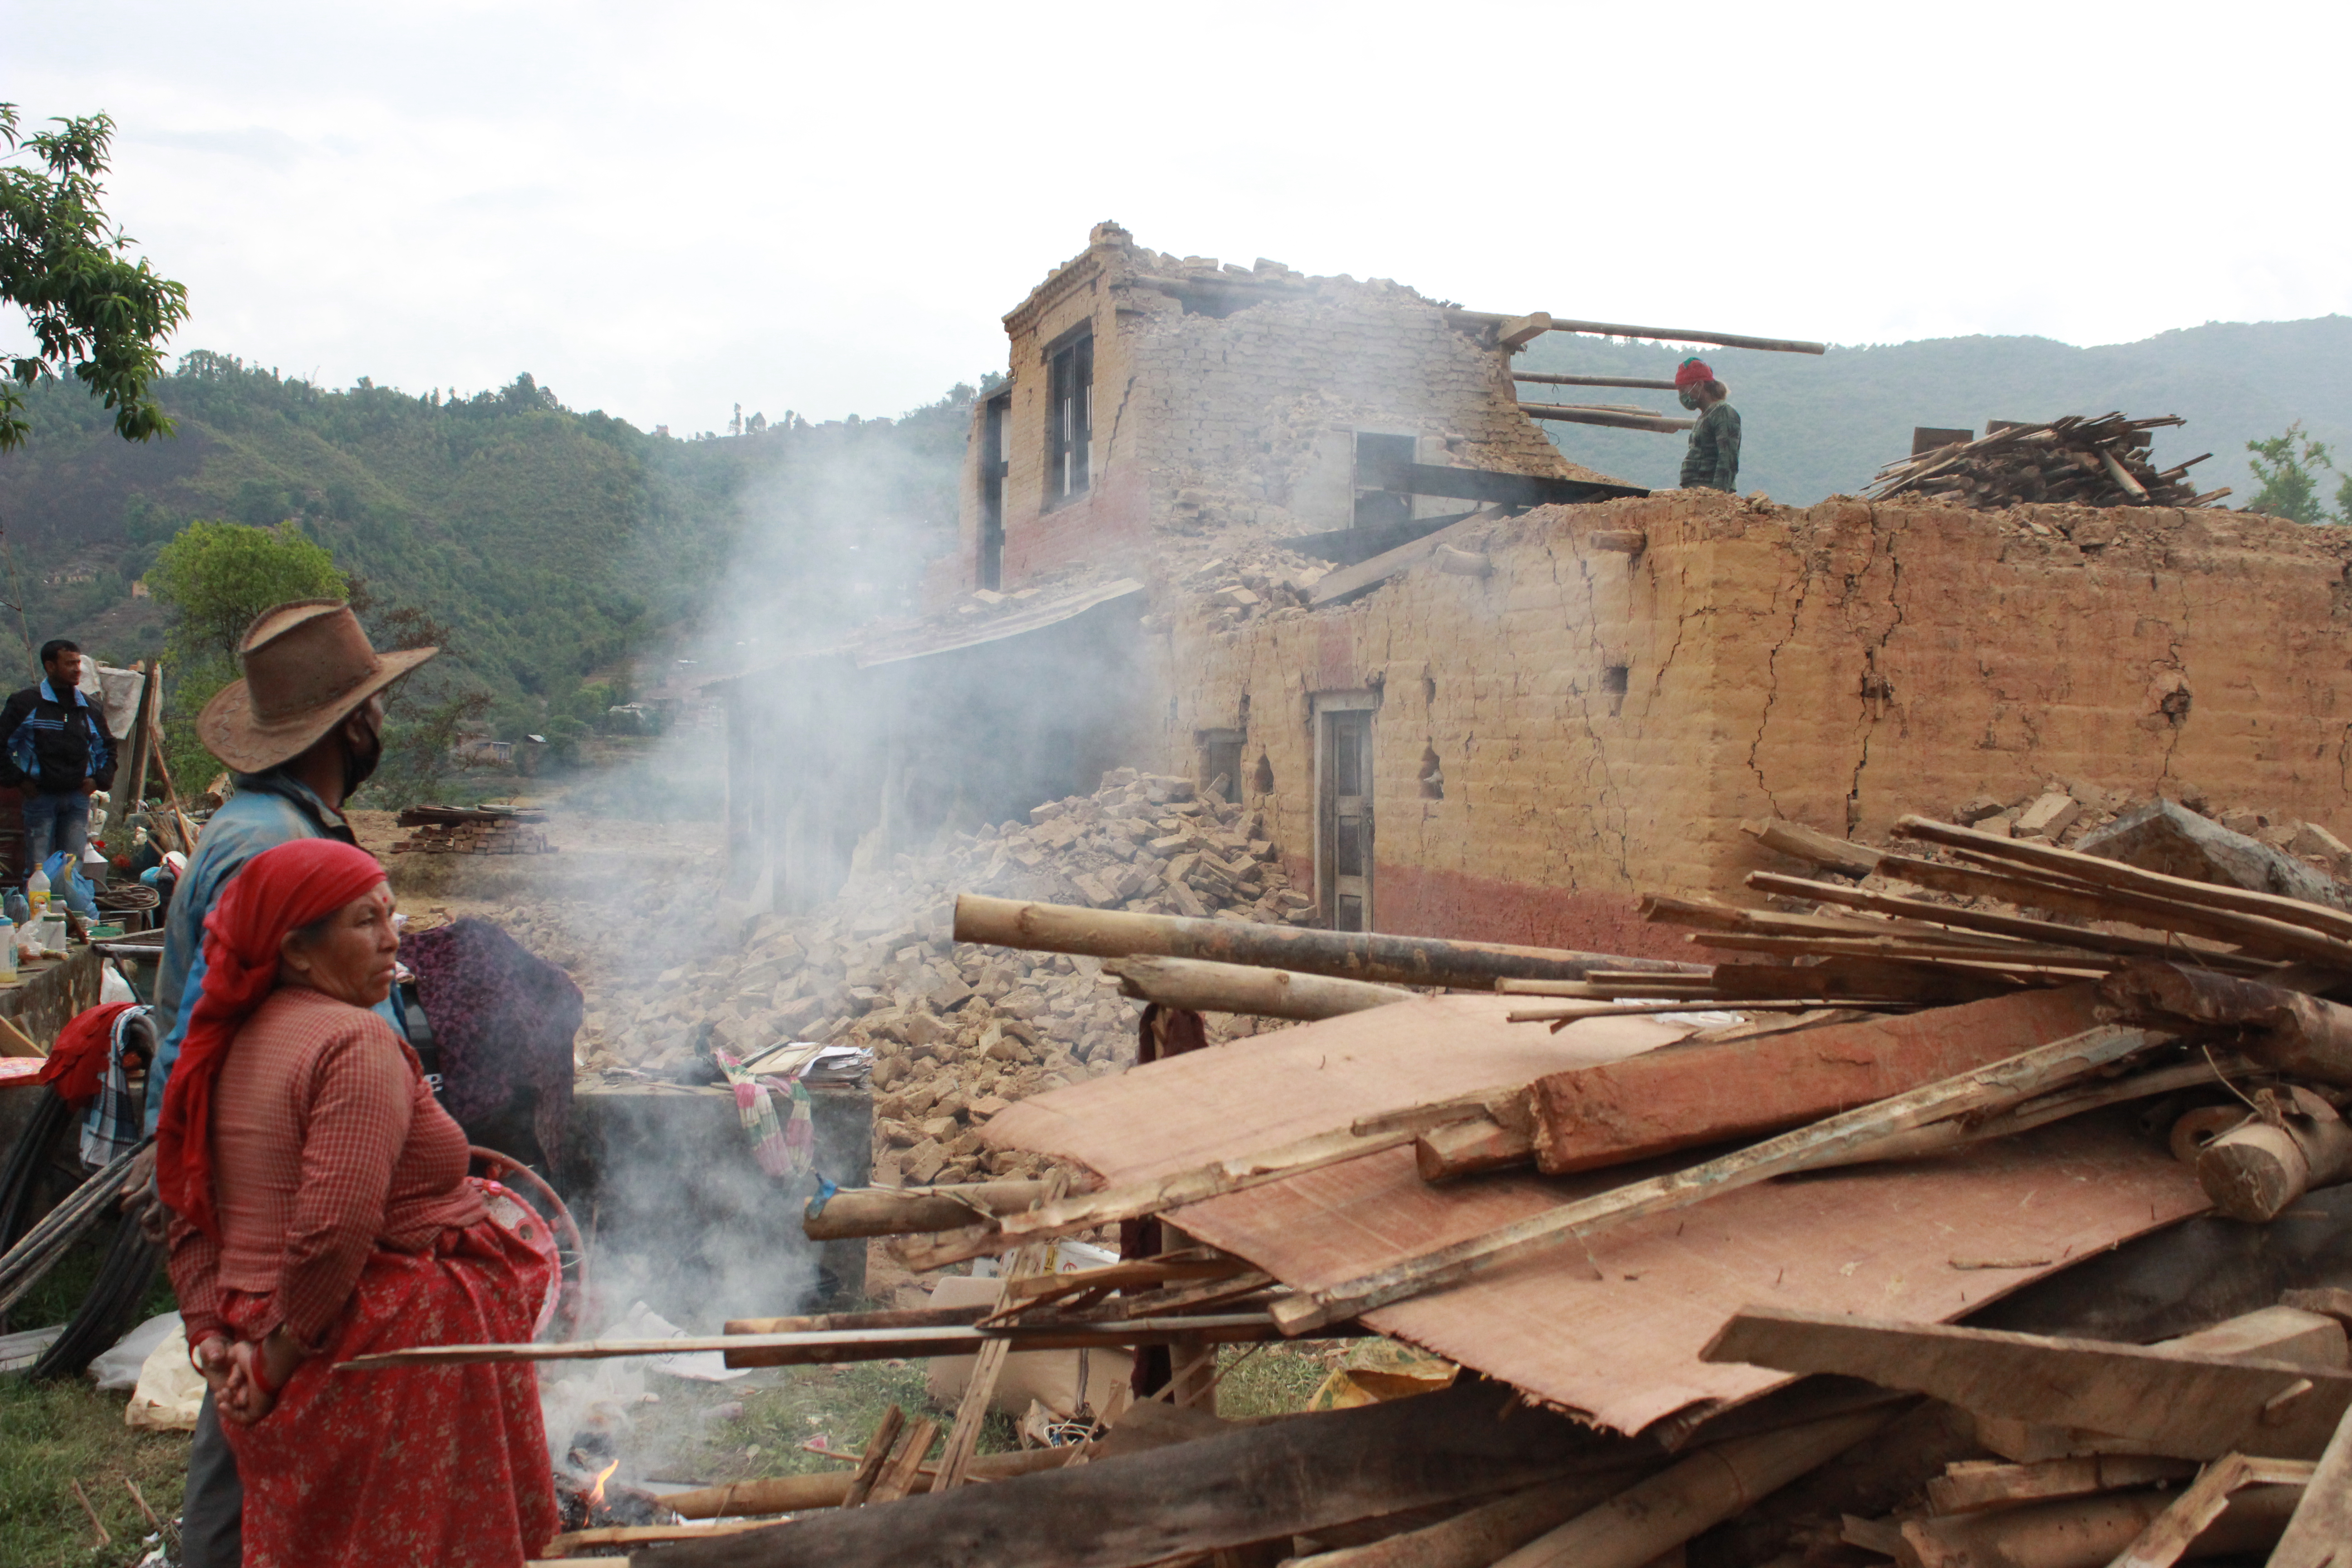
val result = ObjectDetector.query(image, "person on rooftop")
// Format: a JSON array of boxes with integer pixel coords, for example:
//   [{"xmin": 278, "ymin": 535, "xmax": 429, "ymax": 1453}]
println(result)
[{"xmin": 1676, "ymin": 358, "xmax": 1741, "ymax": 492}]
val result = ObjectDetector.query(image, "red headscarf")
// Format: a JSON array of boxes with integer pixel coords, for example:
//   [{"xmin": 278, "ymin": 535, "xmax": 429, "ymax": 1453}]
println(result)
[
  {"xmin": 39, "ymin": 1002, "xmax": 139, "ymax": 1108},
  {"xmin": 1674, "ymin": 357, "xmax": 1716, "ymax": 389},
  {"xmin": 157, "ymin": 838, "xmax": 390, "ymax": 1240}
]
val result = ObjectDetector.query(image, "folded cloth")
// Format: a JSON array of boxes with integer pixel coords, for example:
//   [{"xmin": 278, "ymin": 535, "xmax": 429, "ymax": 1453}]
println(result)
[{"xmin": 39, "ymin": 1000, "xmax": 135, "ymax": 1108}]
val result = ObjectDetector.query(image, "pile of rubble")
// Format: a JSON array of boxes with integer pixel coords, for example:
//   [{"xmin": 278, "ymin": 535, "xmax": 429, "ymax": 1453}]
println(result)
[{"xmin": 570, "ymin": 768, "xmax": 1314, "ymax": 1186}]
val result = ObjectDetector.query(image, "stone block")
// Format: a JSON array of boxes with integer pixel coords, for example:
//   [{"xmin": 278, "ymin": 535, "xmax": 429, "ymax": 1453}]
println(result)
[
  {"xmin": 2077, "ymin": 797, "xmax": 2346, "ymax": 910},
  {"xmin": 2014, "ymin": 793, "xmax": 2081, "ymax": 839}
]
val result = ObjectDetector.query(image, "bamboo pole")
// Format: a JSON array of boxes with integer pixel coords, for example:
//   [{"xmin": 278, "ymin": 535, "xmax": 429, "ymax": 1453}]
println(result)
[
  {"xmin": 1492, "ymin": 1409, "xmax": 1894, "ymax": 1568},
  {"xmin": 801, "ymin": 1181, "xmax": 1057, "ymax": 1241},
  {"xmin": 1446, "ymin": 309, "xmax": 1827, "ymax": 355},
  {"xmin": 1517, "ymin": 404, "xmax": 1693, "ymax": 434},
  {"xmin": 1104, "ymin": 955, "xmax": 1411, "ymax": 1019},
  {"xmin": 659, "ymin": 1447, "xmax": 1076, "ymax": 1519},
  {"xmin": 954, "ymin": 893, "xmax": 1701, "ymax": 989},
  {"xmin": 1511, "ymin": 372, "xmax": 1678, "ymax": 390}
]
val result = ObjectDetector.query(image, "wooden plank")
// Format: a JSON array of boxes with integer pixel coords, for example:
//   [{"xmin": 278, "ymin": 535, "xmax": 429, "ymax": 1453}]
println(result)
[
  {"xmin": 1309, "ymin": 511, "xmax": 1507, "ymax": 608},
  {"xmin": 1892, "ymin": 814, "xmax": 2352, "ymax": 944},
  {"xmin": 1512, "ymin": 372, "xmax": 1678, "ymax": 391},
  {"xmin": 936, "ymin": 1223, "xmax": 1055, "ymax": 1488},
  {"xmin": 630, "ymin": 1380, "xmax": 1634, "ymax": 1568},
  {"xmin": 1269, "ymin": 1022, "xmax": 2156, "ymax": 1335},
  {"xmin": 1701, "ymin": 1306, "xmax": 2352, "ymax": 1460},
  {"xmin": 1525, "ymin": 987, "xmax": 2106, "ymax": 1174},
  {"xmin": 1925, "ymin": 1455, "xmax": 2195, "ymax": 1514},
  {"xmin": 1286, "ymin": 1466, "xmax": 1657, "ymax": 1568},
  {"xmin": 2270, "ymin": 1402, "xmax": 2352, "ymax": 1568},
  {"xmin": 1897, "ymin": 1485, "xmax": 2303, "ymax": 1567},
  {"xmin": 662, "ymin": 1449, "xmax": 1074, "ymax": 1519},
  {"xmin": 1495, "ymin": 312, "xmax": 1553, "ymax": 350},
  {"xmin": 2104, "ymin": 1452, "xmax": 2313, "ymax": 1568},
  {"xmin": 1518, "ymin": 404, "xmax": 1693, "ymax": 434},
  {"xmin": 1740, "ymin": 818, "xmax": 1883, "ymax": 877},
  {"xmin": 840, "ymin": 1404, "xmax": 905, "ymax": 1507},
  {"xmin": 865, "ymin": 1416, "xmax": 939, "ymax": 1505},
  {"xmin": 542, "ymin": 1520, "xmax": 773, "ymax": 1554},
  {"xmin": 0, "ymin": 1014, "xmax": 44, "ymax": 1058}
]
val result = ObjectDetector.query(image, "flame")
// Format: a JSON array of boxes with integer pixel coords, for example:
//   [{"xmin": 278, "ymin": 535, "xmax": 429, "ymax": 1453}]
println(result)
[{"xmin": 588, "ymin": 1459, "xmax": 618, "ymax": 1513}]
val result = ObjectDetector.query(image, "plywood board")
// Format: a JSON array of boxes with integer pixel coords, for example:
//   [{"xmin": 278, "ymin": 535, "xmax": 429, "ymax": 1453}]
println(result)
[{"xmin": 984, "ymin": 996, "xmax": 2208, "ymax": 1437}]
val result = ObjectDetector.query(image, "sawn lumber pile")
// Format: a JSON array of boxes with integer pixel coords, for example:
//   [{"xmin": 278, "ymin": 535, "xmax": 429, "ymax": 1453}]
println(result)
[
  {"xmin": 373, "ymin": 802, "xmax": 2352, "ymax": 1567},
  {"xmin": 390, "ymin": 804, "xmax": 553, "ymax": 855},
  {"xmin": 1865, "ymin": 413, "xmax": 2232, "ymax": 510}
]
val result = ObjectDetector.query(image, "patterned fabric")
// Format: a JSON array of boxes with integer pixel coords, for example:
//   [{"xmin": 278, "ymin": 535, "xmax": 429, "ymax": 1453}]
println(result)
[
  {"xmin": 81, "ymin": 1006, "xmax": 151, "ymax": 1168},
  {"xmin": 165, "ymin": 988, "xmax": 486, "ymax": 1347},
  {"xmin": 218, "ymin": 1211, "xmax": 561, "ymax": 1568},
  {"xmin": 397, "ymin": 917, "xmax": 581, "ymax": 1168},
  {"xmin": 719, "ymin": 1051, "xmax": 796, "ymax": 1177},
  {"xmin": 1680, "ymin": 402, "xmax": 1742, "ymax": 491}
]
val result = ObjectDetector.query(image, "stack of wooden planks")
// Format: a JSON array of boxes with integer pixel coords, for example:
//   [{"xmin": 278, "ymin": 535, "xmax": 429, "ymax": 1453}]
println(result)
[
  {"xmin": 389, "ymin": 804, "xmax": 554, "ymax": 856},
  {"xmin": 1864, "ymin": 413, "xmax": 2232, "ymax": 509}
]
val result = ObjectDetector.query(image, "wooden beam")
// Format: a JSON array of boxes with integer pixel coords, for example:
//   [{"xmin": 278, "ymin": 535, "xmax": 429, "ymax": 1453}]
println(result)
[
  {"xmin": 1891, "ymin": 814, "xmax": 2352, "ymax": 945},
  {"xmin": 840, "ymin": 1405, "xmax": 906, "ymax": 1506},
  {"xmin": 954, "ymin": 893, "xmax": 1700, "ymax": 993},
  {"xmin": 1268, "ymin": 1022, "xmax": 2156, "ymax": 1335},
  {"xmin": 891, "ymin": 1123, "xmax": 1421, "ymax": 1272},
  {"xmin": 662, "ymin": 1448, "xmax": 1074, "ymax": 1519},
  {"xmin": 1514, "ymin": 372, "xmax": 1679, "ymax": 391},
  {"xmin": 1447, "ymin": 309, "xmax": 1827, "ymax": 355},
  {"xmin": 1924, "ymin": 1455, "xmax": 2195, "ymax": 1515},
  {"xmin": 1495, "ymin": 312, "xmax": 1553, "ymax": 350},
  {"xmin": 865, "ymin": 1417, "xmax": 940, "ymax": 1505},
  {"xmin": 2271, "ymin": 1401, "xmax": 2352, "ymax": 1568},
  {"xmin": 1104, "ymin": 956, "xmax": 1411, "ymax": 1021},
  {"xmin": 2100, "ymin": 1452, "xmax": 2313, "ymax": 1568},
  {"xmin": 1523, "ymin": 987, "xmax": 2105, "ymax": 1175},
  {"xmin": 2100, "ymin": 962, "xmax": 2352, "ymax": 1086},
  {"xmin": 1895, "ymin": 1484, "xmax": 2302, "ymax": 1566},
  {"xmin": 1490, "ymin": 1409, "xmax": 1893, "ymax": 1568},
  {"xmin": 1286, "ymin": 1466, "xmax": 1657, "ymax": 1568},
  {"xmin": 802, "ymin": 1182, "xmax": 1057, "ymax": 1241},
  {"xmin": 1517, "ymin": 403, "xmax": 1693, "ymax": 434},
  {"xmin": 1701, "ymin": 1306, "xmax": 2352, "ymax": 1460},
  {"xmin": 1740, "ymin": 818, "xmax": 1883, "ymax": 877},
  {"xmin": 627, "ymin": 1380, "xmax": 1635, "ymax": 1568}
]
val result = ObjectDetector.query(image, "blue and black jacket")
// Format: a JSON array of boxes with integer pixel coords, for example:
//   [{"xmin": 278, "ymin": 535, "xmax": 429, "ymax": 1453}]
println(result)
[{"xmin": 0, "ymin": 678, "xmax": 117, "ymax": 796}]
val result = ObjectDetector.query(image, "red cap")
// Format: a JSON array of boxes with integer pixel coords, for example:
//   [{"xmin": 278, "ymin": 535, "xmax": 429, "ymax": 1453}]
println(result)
[{"xmin": 1674, "ymin": 358, "xmax": 1715, "ymax": 389}]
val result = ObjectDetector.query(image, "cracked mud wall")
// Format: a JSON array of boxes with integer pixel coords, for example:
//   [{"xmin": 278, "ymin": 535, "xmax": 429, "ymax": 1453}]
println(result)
[{"xmin": 1161, "ymin": 494, "xmax": 2352, "ymax": 955}]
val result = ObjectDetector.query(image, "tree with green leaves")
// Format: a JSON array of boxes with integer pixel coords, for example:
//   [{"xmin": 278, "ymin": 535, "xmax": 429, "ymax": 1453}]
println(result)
[
  {"xmin": 2245, "ymin": 423, "xmax": 2345, "ymax": 524},
  {"xmin": 1, "ymin": 104, "xmax": 189, "ymax": 450}
]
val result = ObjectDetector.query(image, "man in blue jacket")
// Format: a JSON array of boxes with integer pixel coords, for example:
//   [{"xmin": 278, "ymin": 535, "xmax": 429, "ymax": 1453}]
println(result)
[
  {"xmin": 0, "ymin": 639, "xmax": 118, "ymax": 872},
  {"xmin": 126, "ymin": 599, "xmax": 435, "ymax": 1568}
]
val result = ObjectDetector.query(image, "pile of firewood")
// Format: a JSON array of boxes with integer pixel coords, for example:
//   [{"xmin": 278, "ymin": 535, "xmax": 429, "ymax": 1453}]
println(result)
[
  {"xmin": 389, "ymin": 804, "xmax": 553, "ymax": 855},
  {"xmin": 1865, "ymin": 414, "xmax": 2232, "ymax": 510}
]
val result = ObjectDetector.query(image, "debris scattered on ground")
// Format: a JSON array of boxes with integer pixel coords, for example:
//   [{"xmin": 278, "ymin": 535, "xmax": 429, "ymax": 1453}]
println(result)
[{"xmin": 389, "ymin": 804, "xmax": 555, "ymax": 856}]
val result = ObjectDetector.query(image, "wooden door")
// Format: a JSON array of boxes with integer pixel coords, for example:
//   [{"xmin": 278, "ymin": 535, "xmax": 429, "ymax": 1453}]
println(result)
[{"xmin": 1318, "ymin": 706, "xmax": 1373, "ymax": 931}]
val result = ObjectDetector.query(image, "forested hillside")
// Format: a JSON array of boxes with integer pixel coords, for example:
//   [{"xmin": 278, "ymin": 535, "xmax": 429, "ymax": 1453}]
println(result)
[
  {"xmin": 1520, "ymin": 316, "xmax": 2352, "ymax": 506},
  {"xmin": 0, "ymin": 353, "xmax": 970, "ymax": 729}
]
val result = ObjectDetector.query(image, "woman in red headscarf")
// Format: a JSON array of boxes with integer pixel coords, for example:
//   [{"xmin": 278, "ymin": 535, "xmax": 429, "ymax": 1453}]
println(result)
[{"xmin": 159, "ymin": 838, "xmax": 560, "ymax": 1568}]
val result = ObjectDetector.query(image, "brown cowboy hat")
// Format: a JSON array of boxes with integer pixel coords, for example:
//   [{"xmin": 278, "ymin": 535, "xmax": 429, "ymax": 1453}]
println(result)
[{"xmin": 196, "ymin": 600, "xmax": 438, "ymax": 773}]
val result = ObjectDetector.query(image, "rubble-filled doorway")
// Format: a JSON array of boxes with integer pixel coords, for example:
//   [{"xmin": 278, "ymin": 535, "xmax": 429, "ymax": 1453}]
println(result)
[{"xmin": 1315, "ymin": 695, "xmax": 1377, "ymax": 931}]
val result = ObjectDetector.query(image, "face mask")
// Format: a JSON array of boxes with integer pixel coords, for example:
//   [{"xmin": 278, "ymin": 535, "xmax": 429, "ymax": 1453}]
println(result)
[
  {"xmin": 342, "ymin": 721, "xmax": 384, "ymax": 795},
  {"xmin": 1678, "ymin": 388, "xmax": 1701, "ymax": 411}
]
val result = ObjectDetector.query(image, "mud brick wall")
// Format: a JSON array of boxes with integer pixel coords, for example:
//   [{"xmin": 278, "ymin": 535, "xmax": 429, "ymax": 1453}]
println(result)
[
  {"xmin": 1163, "ymin": 493, "xmax": 2352, "ymax": 957},
  {"xmin": 951, "ymin": 225, "xmax": 1612, "ymax": 599}
]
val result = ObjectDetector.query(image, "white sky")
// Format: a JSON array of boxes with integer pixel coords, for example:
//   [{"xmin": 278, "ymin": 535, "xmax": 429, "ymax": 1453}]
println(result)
[{"xmin": 5, "ymin": 1, "xmax": 2345, "ymax": 434}]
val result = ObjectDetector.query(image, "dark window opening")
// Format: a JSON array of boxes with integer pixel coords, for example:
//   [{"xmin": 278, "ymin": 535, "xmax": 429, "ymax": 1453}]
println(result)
[
  {"xmin": 1318, "ymin": 706, "xmax": 1374, "ymax": 933},
  {"xmin": 1252, "ymin": 753, "xmax": 1275, "ymax": 796},
  {"xmin": 1603, "ymin": 664, "xmax": 1630, "ymax": 718},
  {"xmin": 979, "ymin": 393, "xmax": 1010, "ymax": 589},
  {"xmin": 1352, "ymin": 432, "xmax": 1416, "ymax": 530},
  {"xmin": 1047, "ymin": 332, "xmax": 1093, "ymax": 505},
  {"xmin": 1419, "ymin": 745, "xmax": 1444, "ymax": 800}
]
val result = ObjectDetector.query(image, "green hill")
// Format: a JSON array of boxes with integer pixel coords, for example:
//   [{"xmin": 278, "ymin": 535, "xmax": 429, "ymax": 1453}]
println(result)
[
  {"xmin": 1518, "ymin": 316, "xmax": 2352, "ymax": 507},
  {"xmin": 0, "ymin": 353, "xmax": 970, "ymax": 723}
]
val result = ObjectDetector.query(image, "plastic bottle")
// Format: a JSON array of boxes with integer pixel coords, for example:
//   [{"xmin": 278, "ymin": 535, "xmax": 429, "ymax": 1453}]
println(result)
[
  {"xmin": 26, "ymin": 865, "xmax": 48, "ymax": 924},
  {"xmin": 2, "ymin": 887, "xmax": 25, "ymax": 928},
  {"xmin": 0, "ymin": 916, "xmax": 16, "ymax": 981}
]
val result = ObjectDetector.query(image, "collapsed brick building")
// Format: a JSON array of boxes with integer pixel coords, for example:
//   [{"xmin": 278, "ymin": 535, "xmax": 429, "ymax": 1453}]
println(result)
[{"xmin": 715, "ymin": 223, "xmax": 2352, "ymax": 956}]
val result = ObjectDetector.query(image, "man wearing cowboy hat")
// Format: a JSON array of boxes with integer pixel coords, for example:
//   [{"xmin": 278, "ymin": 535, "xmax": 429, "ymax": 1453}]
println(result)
[{"xmin": 131, "ymin": 600, "xmax": 434, "ymax": 1568}]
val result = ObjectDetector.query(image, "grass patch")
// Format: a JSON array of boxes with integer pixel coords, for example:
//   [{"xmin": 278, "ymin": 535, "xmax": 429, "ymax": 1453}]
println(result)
[
  {"xmin": 1212, "ymin": 1340, "xmax": 1347, "ymax": 1419},
  {"xmin": 620, "ymin": 1359, "xmax": 1016, "ymax": 1488},
  {"xmin": 0, "ymin": 1376, "xmax": 186, "ymax": 1568}
]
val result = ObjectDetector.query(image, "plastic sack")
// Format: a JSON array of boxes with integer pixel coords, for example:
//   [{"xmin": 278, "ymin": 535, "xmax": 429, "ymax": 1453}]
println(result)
[
  {"xmin": 40, "ymin": 852, "xmax": 97, "ymax": 918},
  {"xmin": 91, "ymin": 1310, "xmax": 180, "ymax": 1391},
  {"xmin": 126, "ymin": 1322, "xmax": 206, "ymax": 1431}
]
